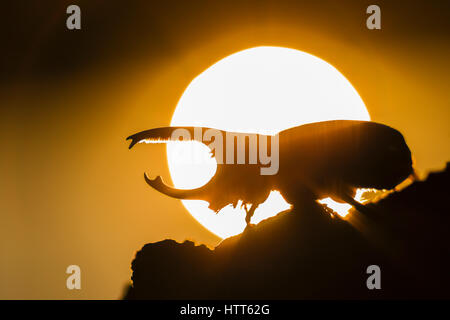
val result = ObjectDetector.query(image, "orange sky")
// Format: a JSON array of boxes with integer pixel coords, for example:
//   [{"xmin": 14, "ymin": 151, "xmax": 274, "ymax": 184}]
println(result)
[{"xmin": 1, "ymin": 0, "xmax": 449, "ymax": 299}]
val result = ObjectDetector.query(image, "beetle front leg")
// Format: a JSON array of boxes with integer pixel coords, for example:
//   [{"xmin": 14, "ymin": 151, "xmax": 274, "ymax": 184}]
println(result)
[{"xmin": 244, "ymin": 204, "xmax": 257, "ymax": 227}]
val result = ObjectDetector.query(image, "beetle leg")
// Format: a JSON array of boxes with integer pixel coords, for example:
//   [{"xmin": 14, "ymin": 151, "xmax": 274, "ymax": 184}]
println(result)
[{"xmin": 244, "ymin": 204, "xmax": 257, "ymax": 227}]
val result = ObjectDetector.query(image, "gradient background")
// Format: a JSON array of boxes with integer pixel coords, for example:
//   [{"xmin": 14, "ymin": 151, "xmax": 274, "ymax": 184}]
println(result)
[{"xmin": 1, "ymin": 0, "xmax": 449, "ymax": 299}]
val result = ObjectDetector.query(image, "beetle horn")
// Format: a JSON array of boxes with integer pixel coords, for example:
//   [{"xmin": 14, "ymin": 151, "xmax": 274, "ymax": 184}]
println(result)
[
  {"xmin": 143, "ymin": 173, "xmax": 207, "ymax": 200},
  {"xmin": 127, "ymin": 126, "xmax": 224, "ymax": 150}
]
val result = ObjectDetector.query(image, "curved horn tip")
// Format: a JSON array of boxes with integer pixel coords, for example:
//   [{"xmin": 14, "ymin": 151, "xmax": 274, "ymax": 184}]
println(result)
[
  {"xmin": 144, "ymin": 172, "xmax": 162, "ymax": 184},
  {"xmin": 144, "ymin": 172, "xmax": 152, "ymax": 182},
  {"xmin": 127, "ymin": 137, "xmax": 138, "ymax": 149}
]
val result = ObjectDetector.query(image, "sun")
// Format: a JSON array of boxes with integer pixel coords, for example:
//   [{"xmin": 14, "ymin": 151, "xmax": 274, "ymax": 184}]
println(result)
[{"xmin": 167, "ymin": 46, "xmax": 370, "ymax": 239}]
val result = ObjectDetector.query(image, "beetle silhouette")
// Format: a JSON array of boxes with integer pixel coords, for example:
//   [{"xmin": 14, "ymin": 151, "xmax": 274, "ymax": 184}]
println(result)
[{"xmin": 127, "ymin": 120, "xmax": 413, "ymax": 225}]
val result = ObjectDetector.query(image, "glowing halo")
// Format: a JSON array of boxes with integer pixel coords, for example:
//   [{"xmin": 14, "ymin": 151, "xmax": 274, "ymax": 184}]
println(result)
[{"xmin": 167, "ymin": 46, "xmax": 370, "ymax": 238}]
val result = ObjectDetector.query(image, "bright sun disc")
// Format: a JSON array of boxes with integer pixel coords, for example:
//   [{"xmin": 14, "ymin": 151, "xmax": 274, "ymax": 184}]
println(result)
[{"xmin": 167, "ymin": 46, "xmax": 370, "ymax": 239}]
